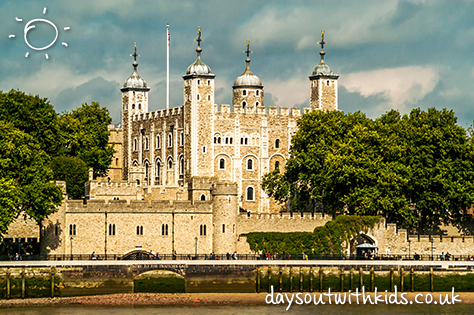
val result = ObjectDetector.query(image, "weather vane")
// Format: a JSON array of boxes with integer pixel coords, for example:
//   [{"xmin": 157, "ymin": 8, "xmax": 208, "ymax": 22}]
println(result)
[
  {"xmin": 317, "ymin": 29, "xmax": 326, "ymax": 52},
  {"xmin": 130, "ymin": 42, "xmax": 140, "ymax": 61},
  {"xmin": 194, "ymin": 26, "xmax": 202, "ymax": 47},
  {"xmin": 244, "ymin": 39, "xmax": 252, "ymax": 58}
]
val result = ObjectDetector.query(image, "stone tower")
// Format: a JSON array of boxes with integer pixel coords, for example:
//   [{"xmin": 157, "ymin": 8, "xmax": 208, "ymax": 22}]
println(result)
[
  {"xmin": 309, "ymin": 30, "xmax": 339, "ymax": 111},
  {"xmin": 232, "ymin": 40, "xmax": 264, "ymax": 110},
  {"xmin": 183, "ymin": 27, "xmax": 216, "ymax": 179},
  {"xmin": 121, "ymin": 43, "xmax": 150, "ymax": 181},
  {"xmin": 211, "ymin": 181, "xmax": 238, "ymax": 254}
]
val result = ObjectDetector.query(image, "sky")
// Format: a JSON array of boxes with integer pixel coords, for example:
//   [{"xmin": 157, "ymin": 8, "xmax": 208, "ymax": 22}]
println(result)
[{"xmin": 2, "ymin": 0, "xmax": 474, "ymax": 127}]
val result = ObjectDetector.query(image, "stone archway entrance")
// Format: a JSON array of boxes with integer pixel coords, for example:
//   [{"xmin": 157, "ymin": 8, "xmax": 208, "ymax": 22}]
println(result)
[
  {"xmin": 350, "ymin": 234, "xmax": 377, "ymax": 258},
  {"xmin": 122, "ymin": 249, "xmax": 153, "ymax": 260}
]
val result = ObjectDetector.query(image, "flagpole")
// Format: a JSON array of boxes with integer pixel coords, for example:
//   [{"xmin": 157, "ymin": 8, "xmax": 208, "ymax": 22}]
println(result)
[{"xmin": 166, "ymin": 24, "xmax": 170, "ymax": 109}]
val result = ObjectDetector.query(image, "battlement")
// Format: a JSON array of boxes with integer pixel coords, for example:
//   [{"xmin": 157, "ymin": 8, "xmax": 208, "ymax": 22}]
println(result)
[
  {"xmin": 66, "ymin": 198, "xmax": 212, "ymax": 213},
  {"xmin": 239, "ymin": 212, "xmax": 331, "ymax": 221},
  {"xmin": 212, "ymin": 181, "xmax": 238, "ymax": 196},
  {"xmin": 215, "ymin": 104, "xmax": 309, "ymax": 117},
  {"xmin": 132, "ymin": 106, "xmax": 184, "ymax": 122}
]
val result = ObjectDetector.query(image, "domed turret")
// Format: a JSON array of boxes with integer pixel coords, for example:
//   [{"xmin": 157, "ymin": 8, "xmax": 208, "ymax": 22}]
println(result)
[
  {"xmin": 121, "ymin": 43, "xmax": 149, "ymax": 91},
  {"xmin": 232, "ymin": 40, "xmax": 264, "ymax": 110},
  {"xmin": 233, "ymin": 40, "xmax": 263, "ymax": 88},
  {"xmin": 309, "ymin": 30, "xmax": 339, "ymax": 111},
  {"xmin": 183, "ymin": 27, "xmax": 214, "ymax": 79}
]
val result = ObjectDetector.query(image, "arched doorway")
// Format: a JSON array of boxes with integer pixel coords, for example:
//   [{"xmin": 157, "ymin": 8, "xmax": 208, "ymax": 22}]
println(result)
[
  {"xmin": 350, "ymin": 234, "xmax": 377, "ymax": 259},
  {"xmin": 121, "ymin": 249, "xmax": 153, "ymax": 260}
]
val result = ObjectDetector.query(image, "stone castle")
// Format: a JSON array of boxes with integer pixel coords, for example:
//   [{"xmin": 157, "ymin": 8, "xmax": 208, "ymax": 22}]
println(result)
[{"xmin": 5, "ymin": 28, "xmax": 474, "ymax": 259}]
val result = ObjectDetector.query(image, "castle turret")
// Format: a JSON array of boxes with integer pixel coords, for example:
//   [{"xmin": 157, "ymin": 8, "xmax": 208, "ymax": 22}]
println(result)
[
  {"xmin": 232, "ymin": 40, "xmax": 264, "ymax": 110},
  {"xmin": 211, "ymin": 181, "xmax": 238, "ymax": 254},
  {"xmin": 309, "ymin": 30, "xmax": 339, "ymax": 111},
  {"xmin": 121, "ymin": 43, "xmax": 150, "ymax": 181},
  {"xmin": 183, "ymin": 27, "xmax": 216, "ymax": 179}
]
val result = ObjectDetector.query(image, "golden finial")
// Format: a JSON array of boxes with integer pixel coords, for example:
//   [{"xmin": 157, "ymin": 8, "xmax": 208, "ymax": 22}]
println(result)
[
  {"xmin": 130, "ymin": 42, "xmax": 140, "ymax": 61},
  {"xmin": 244, "ymin": 39, "xmax": 252, "ymax": 58},
  {"xmin": 194, "ymin": 26, "xmax": 203, "ymax": 46}
]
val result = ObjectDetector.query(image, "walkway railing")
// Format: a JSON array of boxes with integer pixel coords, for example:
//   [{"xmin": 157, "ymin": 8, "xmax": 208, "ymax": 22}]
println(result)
[{"xmin": 2, "ymin": 253, "xmax": 473, "ymax": 261}]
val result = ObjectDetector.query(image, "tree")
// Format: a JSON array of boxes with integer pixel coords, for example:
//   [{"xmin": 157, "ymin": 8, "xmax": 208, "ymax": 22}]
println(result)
[
  {"xmin": 50, "ymin": 156, "xmax": 89, "ymax": 199},
  {"xmin": 0, "ymin": 121, "xmax": 63, "ymax": 235},
  {"xmin": 0, "ymin": 90, "xmax": 63, "ymax": 157},
  {"xmin": 59, "ymin": 102, "xmax": 115, "ymax": 178},
  {"xmin": 262, "ymin": 108, "xmax": 474, "ymax": 230}
]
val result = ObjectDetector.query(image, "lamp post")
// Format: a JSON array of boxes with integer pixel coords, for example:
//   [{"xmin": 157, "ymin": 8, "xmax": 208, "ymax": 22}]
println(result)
[
  {"xmin": 430, "ymin": 238, "xmax": 434, "ymax": 261},
  {"xmin": 194, "ymin": 236, "xmax": 198, "ymax": 260},
  {"xmin": 262, "ymin": 237, "xmax": 265, "ymax": 260},
  {"xmin": 17, "ymin": 238, "xmax": 21, "ymax": 260},
  {"xmin": 104, "ymin": 211, "xmax": 107, "ymax": 260},
  {"xmin": 408, "ymin": 239, "xmax": 411, "ymax": 261},
  {"xmin": 70, "ymin": 237, "xmax": 73, "ymax": 260}
]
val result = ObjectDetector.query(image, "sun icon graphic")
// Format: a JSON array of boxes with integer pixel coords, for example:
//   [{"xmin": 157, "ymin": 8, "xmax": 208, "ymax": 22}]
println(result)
[{"xmin": 9, "ymin": 7, "xmax": 70, "ymax": 59}]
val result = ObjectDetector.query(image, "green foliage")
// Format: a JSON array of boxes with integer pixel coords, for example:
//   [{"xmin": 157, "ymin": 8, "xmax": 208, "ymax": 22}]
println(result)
[
  {"xmin": 0, "ymin": 121, "xmax": 63, "ymax": 227},
  {"xmin": 245, "ymin": 215, "xmax": 380, "ymax": 255},
  {"xmin": 59, "ymin": 102, "xmax": 115, "ymax": 178},
  {"xmin": 0, "ymin": 90, "xmax": 63, "ymax": 157},
  {"xmin": 263, "ymin": 108, "xmax": 474, "ymax": 230},
  {"xmin": 50, "ymin": 156, "xmax": 89, "ymax": 199}
]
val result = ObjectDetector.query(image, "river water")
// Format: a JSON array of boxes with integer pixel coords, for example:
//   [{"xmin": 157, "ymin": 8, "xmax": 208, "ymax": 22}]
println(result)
[{"xmin": 2, "ymin": 304, "xmax": 474, "ymax": 315}]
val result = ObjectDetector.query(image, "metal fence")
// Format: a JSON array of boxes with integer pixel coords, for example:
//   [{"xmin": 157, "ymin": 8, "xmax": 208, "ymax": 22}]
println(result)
[{"xmin": 2, "ymin": 253, "xmax": 473, "ymax": 262}]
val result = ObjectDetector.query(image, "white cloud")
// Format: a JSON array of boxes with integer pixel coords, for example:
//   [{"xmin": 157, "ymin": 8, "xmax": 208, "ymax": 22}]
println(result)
[
  {"xmin": 340, "ymin": 66, "xmax": 440, "ymax": 111},
  {"xmin": 265, "ymin": 76, "xmax": 308, "ymax": 108}
]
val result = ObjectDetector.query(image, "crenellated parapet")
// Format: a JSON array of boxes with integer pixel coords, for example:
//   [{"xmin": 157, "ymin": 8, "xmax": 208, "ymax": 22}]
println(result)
[
  {"xmin": 66, "ymin": 198, "xmax": 212, "ymax": 213},
  {"xmin": 215, "ymin": 104, "xmax": 308, "ymax": 117},
  {"xmin": 133, "ymin": 106, "xmax": 184, "ymax": 122}
]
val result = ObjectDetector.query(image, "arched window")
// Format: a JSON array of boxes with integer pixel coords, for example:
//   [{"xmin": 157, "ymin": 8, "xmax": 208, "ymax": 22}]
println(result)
[
  {"xmin": 246, "ymin": 187, "xmax": 254, "ymax": 201},
  {"xmin": 133, "ymin": 139, "xmax": 138, "ymax": 151},
  {"xmin": 256, "ymin": 101, "xmax": 259, "ymax": 106},
  {"xmin": 247, "ymin": 158, "xmax": 253, "ymax": 170},
  {"xmin": 144, "ymin": 162, "xmax": 149, "ymax": 182},
  {"xmin": 180, "ymin": 158, "xmax": 184, "ymax": 174},
  {"xmin": 243, "ymin": 90, "xmax": 247, "ymax": 96},
  {"xmin": 256, "ymin": 90, "xmax": 260, "ymax": 96},
  {"xmin": 275, "ymin": 161, "xmax": 280, "ymax": 170},
  {"xmin": 136, "ymin": 226, "xmax": 143, "ymax": 235},
  {"xmin": 69, "ymin": 224, "xmax": 76, "ymax": 236},
  {"xmin": 168, "ymin": 134, "xmax": 172, "ymax": 147},
  {"xmin": 207, "ymin": 80, "xmax": 211, "ymax": 85},
  {"xmin": 180, "ymin": 132, "xmax": 184, "ymax": 146},
  {"xmin": 168, "ymin": 159, "xmax": 173, "ymax": 169},
  {"xmin": 156, "ymin": 160, "xmax": 161, "ymax": 184},
  {"xmin": 132, "ymin": 104, "xmax": 135, "ymax": 109},
  {"xmin": 275, "ymin": 139, "xmax": 280, "ymax": 149},
  {"xmin": 108, "ymin": 224, "xmax": 116, "ymax": 236},
  {"xmin": 200, "ymin": 194, "xmax": 206, "ymax": 201},
  {"xmin": 242, "ymin": 101, "xmax": 247, "ymax": 108},
  {"xmin": 156, "ymin": 135, "xmax": 160, "ymax": 148},
  {"xmin": 162, "ymin": 224, "xmax": 169, "ymax": 236},
  {"xmin": 144, "ymin": 137, "xmax": 149, "ymax": 150},
  {"xmin": 219, "ymin": 158, "xmax": 225, "ymax": 170},
  {"xmin": 197, "ymin": 79, "xmax": 201, "ymax": 85}
]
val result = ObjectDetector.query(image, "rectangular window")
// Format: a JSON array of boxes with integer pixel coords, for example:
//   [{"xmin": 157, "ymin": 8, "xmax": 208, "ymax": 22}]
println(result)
[{"xmin": 222, "ymin": 224, "xmax": 225, "ymax": 233}]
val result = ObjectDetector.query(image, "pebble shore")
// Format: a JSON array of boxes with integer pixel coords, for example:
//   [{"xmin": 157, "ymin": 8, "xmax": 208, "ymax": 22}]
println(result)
[{"xmin": 1, "ymin": 292, "xmax": 474, "ymax": 307}]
